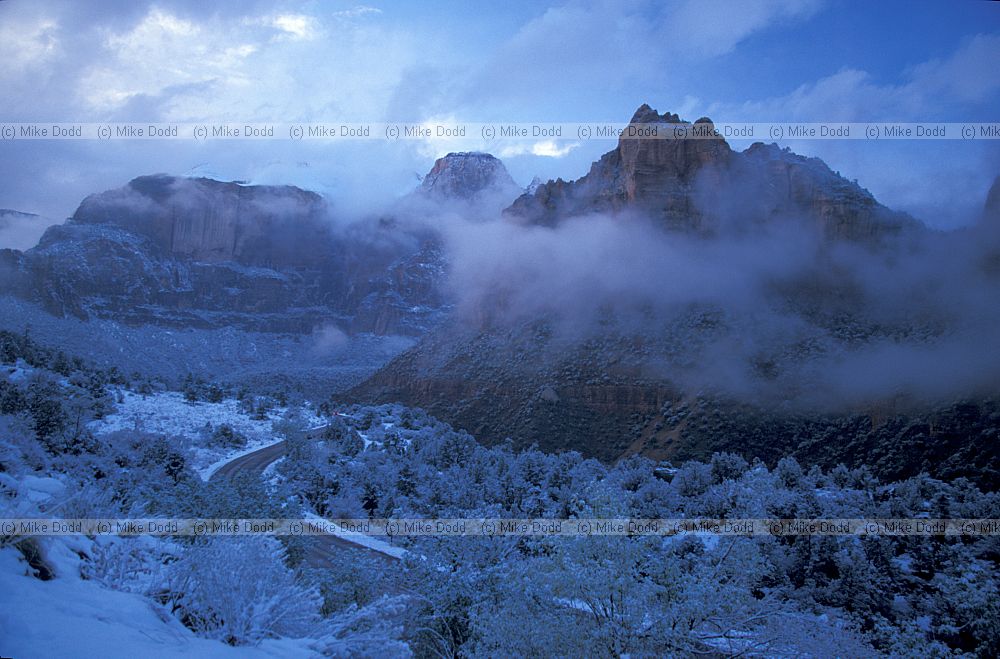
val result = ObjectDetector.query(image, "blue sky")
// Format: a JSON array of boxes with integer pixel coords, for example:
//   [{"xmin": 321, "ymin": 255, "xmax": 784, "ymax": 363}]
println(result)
[{"xmin": 0, "ymin": 0, "xmax": 998, "ymax": 227}]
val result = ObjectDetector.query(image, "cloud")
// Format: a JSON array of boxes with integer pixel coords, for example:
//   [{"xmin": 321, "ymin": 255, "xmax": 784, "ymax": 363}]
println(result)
[
  {"xmin": 78, "ymin": 8, "xmax": 260, "ymax": 113},
  {"xmin": 660, "ymin": 0, "xmax": 825, "ymax": 59},
  {"xmin": 311, "ymin": 323, "xmax": 349, "ymax": 355},
  {"xmin": 270, "ymin": 14, "xmax": 318, "ymax": 40},
  {"xmin": 0, "ymin": 13, "xmax": 60, "ymax": 80},
  {"xmin": 708, "ymin": 33, "xmax": 1000, "ymax": 228},
  {"xmin": 727, "ymin": 33, "xmax": 1000, "ymax": 122},
  {"xmin": 0, "ymin": 211, "xmax": 52, "ymax": 251},
  {"xmin": 499, "ymin": 141, "xmax": 581, "ymax": 159},
  {"xmin": 905, "ymin": 33, "xmax": 1000, "ymax": 107},
  {"xmin": 42, "ymin": 4, "xmax": 415, "ymax": 123},
  {"xmin": 332, "ymin": 5, "xmax": 382, "ymax": 20},
  {"xmin": 440, "ymin": 191, "xmax": 1000, "ymax": 409},
  {"xmin": 453, "ymin": 0, "xmax": 825, "ymax": 117}
]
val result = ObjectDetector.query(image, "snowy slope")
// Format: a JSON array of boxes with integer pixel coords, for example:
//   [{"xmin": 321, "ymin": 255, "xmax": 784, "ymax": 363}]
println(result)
[
  {"xmin": 89, "ymin": 390, "xmax": 322, "ymax": 478},
  {"xmin": 0, "ymin": 548, "xmax": 318, "ymax": 659}
]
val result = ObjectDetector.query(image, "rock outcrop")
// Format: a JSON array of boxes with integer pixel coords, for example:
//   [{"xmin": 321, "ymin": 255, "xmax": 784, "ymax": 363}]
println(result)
[
  {"xmin": 505, "ymin": 104, "xmax": 917, "ymax": 242},
  {"xmin": 418, "ymin": 152, "xmax": 519, "ymax": 201}
]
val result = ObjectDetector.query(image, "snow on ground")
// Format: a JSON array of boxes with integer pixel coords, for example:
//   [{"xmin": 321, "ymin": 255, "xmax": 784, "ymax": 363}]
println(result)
[
  {"xmin": 0, "ymin": 548, "xmax": 319, "ymax": 659},
  {"xmin": 89, "ymin": 390, "xmax": 322, "ymax": 479},
  {"xmin": 15, "ymin": 475, "xmax": 66, "ymax": 503},
  {"xmin": 263, "ymin": 457, "xmax": 285, "ymax": 488},
  {"xmin": 0, "ymin": 472, "xmax": 68, "ymax": 519},
  {"xmin": 92, "ymin": 390, "xmax": 281, "ymax": 444},
  {"xmin": 302, "ymin": 512, "xmax": 407, "ymax": 560},
  {"xmin": 357, "ymin": 431, "xmax": 373, "ymax": 450},
  {"xmin": 4, "ymin": 359, "xmax": 35, "ymax": 384}
]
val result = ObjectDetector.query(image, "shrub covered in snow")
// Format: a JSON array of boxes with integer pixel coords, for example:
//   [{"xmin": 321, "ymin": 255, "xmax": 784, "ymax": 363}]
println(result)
[
  {"xmin": 208, "ymin": 424, "xmax": 248, "ymax": 449},
  {"xmin": 162, "ymin": 537, "xmax": 321, "ymax": 645}
]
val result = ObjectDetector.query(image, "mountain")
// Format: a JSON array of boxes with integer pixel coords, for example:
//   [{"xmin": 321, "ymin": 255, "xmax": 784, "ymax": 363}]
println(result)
[
  {"xmin": 2, "ymin": 108, "xmax": 996, "ymax": 481},
  {"xmin": 71, "ymin": 175, "xmax": 331, "ymax": 266},
  {"xmin": 348, "ymin": 105, "xmax": 1000, "ymax": 483},
  {"xmin": 418, "ymin": 152, "xmax": 519, "ymax": 201},
  {"xmin": 0, "ymin": 152, "xmax": 525, "ymax": 338},
  {"xmin": 505, "ymin": 104, "xmax": 917, "ymax": 242},
  {"xmin": 0, "ymin": 174, "xmax": 448, "ymax": 335}
]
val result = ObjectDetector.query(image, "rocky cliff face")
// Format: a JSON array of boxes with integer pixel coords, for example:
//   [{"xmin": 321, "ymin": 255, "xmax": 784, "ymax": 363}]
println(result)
[
  {"xmin": 71, "ymin": 176, "xmax": 332, "ymax": 267},
  {"xmin": 505, "ymin": 104, "xmax": 916, "ymax": 242},
  {"xmin": 0, "ymin": 175, "xmax": 451, "ymax": 334}
]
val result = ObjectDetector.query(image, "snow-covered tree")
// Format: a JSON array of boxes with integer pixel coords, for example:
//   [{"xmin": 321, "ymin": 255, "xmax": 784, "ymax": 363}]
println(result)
[{"xmin": 163, "ymin": 537, "xmax": 321, "ymax": 645}]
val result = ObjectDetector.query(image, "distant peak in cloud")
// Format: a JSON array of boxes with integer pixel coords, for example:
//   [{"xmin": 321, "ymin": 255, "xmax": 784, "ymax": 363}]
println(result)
[{"xmin": 419, "ymin": 152, "xmax": 519, "ymax": 201}]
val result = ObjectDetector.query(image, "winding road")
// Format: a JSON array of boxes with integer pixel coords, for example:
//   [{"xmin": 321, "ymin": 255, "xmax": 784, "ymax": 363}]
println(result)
[
  {"xmin": 209, "ymin": 425, "xmax": 402, "ymax": 565},
  {"xmin": 209, "ymin": 440, "xmax": 288, "ymax": 480}
]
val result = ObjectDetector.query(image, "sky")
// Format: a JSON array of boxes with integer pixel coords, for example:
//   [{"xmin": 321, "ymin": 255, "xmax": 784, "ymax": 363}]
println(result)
[{"xmin": 0, "ymin": 0, "xmax": 998, "ymax": 228}]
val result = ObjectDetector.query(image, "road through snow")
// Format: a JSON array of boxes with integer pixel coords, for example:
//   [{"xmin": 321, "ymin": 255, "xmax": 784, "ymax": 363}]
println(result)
[{"xmin": 209, "ymin": 426, "xmax": 403, "ymax": 564}]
